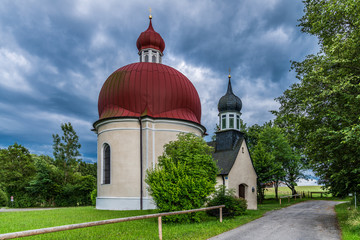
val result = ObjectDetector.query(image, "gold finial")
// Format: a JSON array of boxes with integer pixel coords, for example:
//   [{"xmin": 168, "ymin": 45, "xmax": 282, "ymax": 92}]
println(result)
[
  {"xmin": 149, "ymin": 7, "xmax": 152, "ymax": 19},
  {"xmin": 228, "ymin": 68, "xmax": 231, "ymax": 79}
]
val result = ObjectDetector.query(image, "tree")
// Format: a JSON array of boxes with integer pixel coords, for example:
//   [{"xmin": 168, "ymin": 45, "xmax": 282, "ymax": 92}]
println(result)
[
  {"xmin": 0, "ymin": 143, "xmax": 36, "ymax": 207},
  {"xmin": 53, "ymin": 122, "xmax": 81, "ymax": 184},
  {"xmin": 0, "ymin": 144, "xmax": 36, "ymax": 195},
  {"xmin": 27, "ymin": 155, "xmax": 62, "ymax": 206},
  {"xmin": 146, "ymin": 133, "xmax": 218, "ymax": 222},
  {"xmin": 251, "ymin": 123, "xmax": 304, "ymax": 201},
  {"xmin": 273, "ymin": 0, "xmax": 360, "ymax": 196}
]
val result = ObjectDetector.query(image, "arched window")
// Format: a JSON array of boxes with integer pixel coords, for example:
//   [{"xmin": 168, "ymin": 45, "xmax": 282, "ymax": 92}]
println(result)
[
  {"xmin": 236, "ymin": 115, "xmax": 240, "ymax": 130},
  {"xmin": 103, "ymin": 143, "xmax": 110, "ymax": 184}
]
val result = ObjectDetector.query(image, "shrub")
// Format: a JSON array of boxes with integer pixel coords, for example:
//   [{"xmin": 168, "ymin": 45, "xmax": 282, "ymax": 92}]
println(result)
[
  {"xmin": 207, "ymin": 185, "xmax": 247, "ymax": 217},
  {"xmin": 0, "ymin": 188, "xmax": 8, "ymax": 207},
  {"xmin": 91, "ymin": 188, "xmax": 97, "ymax": 206},
  {"xmin": 146, "ymin": 133, "xmax": 218, "ymax": 223}
]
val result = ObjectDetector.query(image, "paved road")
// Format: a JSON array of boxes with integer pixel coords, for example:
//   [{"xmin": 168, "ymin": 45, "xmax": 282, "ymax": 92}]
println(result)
[{"xmin": 209, "ymin": 200, "xmax": 343, "ymax": 240}]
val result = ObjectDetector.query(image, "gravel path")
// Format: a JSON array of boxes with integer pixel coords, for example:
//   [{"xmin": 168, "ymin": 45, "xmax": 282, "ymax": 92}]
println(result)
[
  {"xmin": 0, "ymin": 208, "xmax": 58, "ymax": 212},
  {"xmin": 209, "ymin": 200, "xmax": 344, "ymax": 240}
]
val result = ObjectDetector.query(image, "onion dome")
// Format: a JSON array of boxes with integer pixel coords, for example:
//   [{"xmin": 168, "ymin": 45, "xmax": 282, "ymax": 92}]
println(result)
[
  {"xmin": 136, "ymin": 18, "xmax": 165, "ymax": 53},
  {"xmin": 98, "ymin": 62, "xmax": 201, "ymax": 124},
  {"xmin": 218, "ymin": 75, "xmax": 242, "ymax": 112}
]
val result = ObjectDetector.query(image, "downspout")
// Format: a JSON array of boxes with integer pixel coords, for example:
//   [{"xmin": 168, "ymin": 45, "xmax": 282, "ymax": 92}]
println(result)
[
  {"xmin": 138, "ymin": 117, "xmax": 143, "ymax": 210},
  {"xmin": 222, "ymin": 175, "xmax": 225, "ymax": 186}
]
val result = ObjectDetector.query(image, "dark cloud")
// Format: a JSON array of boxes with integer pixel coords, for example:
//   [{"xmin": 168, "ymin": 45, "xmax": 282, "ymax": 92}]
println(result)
[{"xmin": 0, "ymin": 0, "xmax": 318, "ymax": 162}]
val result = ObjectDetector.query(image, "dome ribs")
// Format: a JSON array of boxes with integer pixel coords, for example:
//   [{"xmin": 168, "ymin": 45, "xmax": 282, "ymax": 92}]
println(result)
[{"xmin": 98, "ymin": 63, "xmax": 201, "ymax": 124}]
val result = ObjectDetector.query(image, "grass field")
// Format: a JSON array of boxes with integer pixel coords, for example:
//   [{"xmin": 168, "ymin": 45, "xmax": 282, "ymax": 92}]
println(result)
[
  {"xmin": 335, "ymin": 202, "xmax": 360, "ymax": 240},
  {"xmin": 263, "ymin": 185, "xmax": 330, "ymax": 198},
  {"xmin": 0, "ymin": 199, "xmax": 305, "ymax": 240},
  {"xmin": 1, "ymin": 186, "xmax": 352, "ymax": 239}
]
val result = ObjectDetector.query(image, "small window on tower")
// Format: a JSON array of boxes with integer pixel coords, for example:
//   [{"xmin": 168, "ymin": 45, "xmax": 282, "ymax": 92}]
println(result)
[
  {"xmin": 222, "ymin": 115, "xmax": 226, "ymax": 129},
  {"xmin": 236, "ymin": 115, "xmax": 240, "ymax": 130},
  {"xmin": 229, "ymin": 114, "xmax": 234, "ymax": 128},
  {"xmin": 103, "ymin": 143, "xmax": 111, "ymax": 184},
  {"xmin": 145, "ymin": 55, "xmax": 149, "ymax": 62},
  {"xmin": 152, "ymin": 55, "xmax": 156, "ymax": 63}
]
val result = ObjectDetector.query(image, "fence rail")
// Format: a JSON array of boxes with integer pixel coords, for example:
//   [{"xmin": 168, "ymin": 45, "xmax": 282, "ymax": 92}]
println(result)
[
  {"xmin": 0, "ymin": 205, "xmax": 225, "ymax": 240},
  {"xmin": 279, "ymin": 194, "xmax": 302, "ymax": 204}
]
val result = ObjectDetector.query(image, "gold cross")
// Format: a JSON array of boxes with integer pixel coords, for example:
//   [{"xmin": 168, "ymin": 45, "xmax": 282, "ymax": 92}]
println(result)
[
  {"xmin": 149, "ymin": 7, "xmax": 152, "ymax": 19},
  {"xmin": 228, "ymin": 68, "xmax": 231, "ymax": 79}
]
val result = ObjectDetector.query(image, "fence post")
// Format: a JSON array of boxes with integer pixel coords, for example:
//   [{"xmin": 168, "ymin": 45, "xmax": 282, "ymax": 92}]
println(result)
[
  {"xmin": 219, "ymin": 207, "xmax": 223, "ymax": 223},
  {"xmin": 158, "ymin": 216, "xmax": 162, "ymax": 240}
]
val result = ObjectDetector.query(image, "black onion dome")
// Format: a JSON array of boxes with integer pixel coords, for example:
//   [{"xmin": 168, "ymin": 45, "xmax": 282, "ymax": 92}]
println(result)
[{"xmin": 218, "ymin": 77, "xmax": 242, "ymax": 112}]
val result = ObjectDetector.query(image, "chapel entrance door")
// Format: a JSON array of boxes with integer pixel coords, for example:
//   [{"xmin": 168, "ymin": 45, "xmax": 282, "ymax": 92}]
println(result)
[{"xmin": 239, "ymin": 184, "xmax": 246, "ymax": 198}]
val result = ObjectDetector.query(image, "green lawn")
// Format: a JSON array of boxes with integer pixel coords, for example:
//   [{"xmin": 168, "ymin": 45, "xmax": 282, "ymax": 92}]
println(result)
[
  {"xmin": 0, "ymin": 199, "xmax": 304, "ymax": 240},
  {"xmin": 263, "ymin": 185, "xmax": 330, "ymax": 198},
  {"xmin": 335, "ymin": 202, "xmax": 360, "ymax": 240},
  {"xmin": 1, "ymin": 187, "xmax": 352, "ymax": 240}
]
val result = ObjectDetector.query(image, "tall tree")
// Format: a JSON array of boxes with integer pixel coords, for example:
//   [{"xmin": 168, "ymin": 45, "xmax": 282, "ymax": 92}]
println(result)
[
  {"xmin": 28, "ymin": 155, "xmax": 62, "ymax": 206},
  {"xmin": 0, "ymin": 143, "xmax": 36, "ymax": 206},
  {"xmin": 273, "ymin": 0, "xmax": 360, "ymax": 196},
  {"xmin": 53, "ymin": 122, "xmax": 81, "ymax": 184},
  {"xmin": 251, "ymin": 123, "xmax": 304, "ymax": 200}
]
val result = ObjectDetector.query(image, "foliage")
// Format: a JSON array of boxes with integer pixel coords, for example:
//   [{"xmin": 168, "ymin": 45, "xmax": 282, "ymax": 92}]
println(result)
[
  {"xmin": 0, "ymin": 143, "xmax": 36, "ymax": 206},
  {"xmin": 0, "ymin": 122, "xmax": 96, "ymax": 207},
  {"xmin": 91, "ymin": 188, "xmax": 97, "ymax": 206},
  {"xmin": 0, "ymin": 187, "xmax": 8, "ymax": 206},
  {"xmin": 244, "ymin": 123, "xmax": 266, "ymax": 151},
  {"xmin": 250, "ymin": 123, "xmax": 304, "ymax": 201},
  {"xmin": 27, "ymin": 155, "xmax": 62, "ymax": 206},
  {"xmin": 273, "ymin": 0, "xmax": 360, "ymax": 196},
  {"xmin": 207, "ymin": 185, "xmax": 247, "ymax": 217},
  {"xmin": 146, "ymin": 133, "xmax": 218, "ymax": 223},
  {"xmin": 79, "ymin": 161, "xmax": 97, "ymax": 179},
  {"xmin": 53, "ymin": 122, "xmax": 82, "ymax": 184}
]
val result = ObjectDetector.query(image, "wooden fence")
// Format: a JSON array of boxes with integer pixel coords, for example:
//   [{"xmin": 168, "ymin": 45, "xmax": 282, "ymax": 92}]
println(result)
[
  {"xmin": 279, "ymin": 194, "xmax": 302, "ymax": 205},
  {"xmin": 0, "ymin": 205, "xmax": 225, "ymax": 240}
]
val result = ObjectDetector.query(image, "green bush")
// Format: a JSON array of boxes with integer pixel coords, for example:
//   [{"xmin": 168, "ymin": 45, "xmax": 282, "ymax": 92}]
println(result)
[
  {"xmin": 91, "ymin": 188, "xmax": 97, "ymax": 206},
  {"xmin": 146, "ymin": 133, "xmax": 218, "ymax": 223},
  {"xmin": 0, "ymin": 188, "xmax": 8, "ymax": 207},
  {"xmin": 207, "ymin": 185, "xmax": 247, "ymax": 217}
]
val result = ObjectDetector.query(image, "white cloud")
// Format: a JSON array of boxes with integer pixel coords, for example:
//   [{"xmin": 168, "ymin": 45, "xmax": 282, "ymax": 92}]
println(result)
[
  {"xmin": 297, "ymin": 179, "xmax": 319, "ymax": 186},
  {"xmin": 262, "ymin": 27, "xmax": 291, "ymax": 45},
  {"xmin": 0, "ymin": 48, "xmax": 33, "ymax": 93}
]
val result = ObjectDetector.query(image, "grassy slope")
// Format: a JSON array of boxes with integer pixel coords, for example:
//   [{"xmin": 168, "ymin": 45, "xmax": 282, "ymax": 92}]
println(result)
[
  {"xmin": 335, "ymin": 202, "xmax": 360, "ymax": 240},
  {"xmin": 0, "ymin": 199, "xmax": 304, "ymax": 240}
]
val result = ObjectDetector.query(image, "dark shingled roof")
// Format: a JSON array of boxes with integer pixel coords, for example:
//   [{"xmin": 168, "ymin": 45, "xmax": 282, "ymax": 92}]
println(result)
[{"xmin": 208, "ymin": 136, "xmax": 244, "ymax": 175}]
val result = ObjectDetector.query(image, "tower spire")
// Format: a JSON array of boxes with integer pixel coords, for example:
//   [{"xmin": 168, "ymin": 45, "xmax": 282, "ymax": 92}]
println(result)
[{"xmin": 227, "ymin": 68, "xmax": 233, "ymax": 94}]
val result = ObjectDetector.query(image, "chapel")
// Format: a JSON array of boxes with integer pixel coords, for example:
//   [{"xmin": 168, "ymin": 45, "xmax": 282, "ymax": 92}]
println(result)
[
  {"xmin": 93, "ymin": 15, "xmax": 257, "ymax": 210},
  {"xmin": 209, "ymin": 74, "xmax": 258, "ymax": 210}
]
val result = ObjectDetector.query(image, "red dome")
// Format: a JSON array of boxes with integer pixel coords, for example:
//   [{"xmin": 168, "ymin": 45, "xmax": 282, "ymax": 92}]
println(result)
[
  {"xmin": 136, "ymin": 19, "xmax": 165, "ymax": 53},
  {"xmin": 98, "ymin": 62, "xmax": 201, "ymax": 124}
]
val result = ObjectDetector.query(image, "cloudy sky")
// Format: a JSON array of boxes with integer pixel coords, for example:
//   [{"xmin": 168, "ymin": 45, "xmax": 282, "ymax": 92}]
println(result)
[{"xmin": 0, "ymin": 0, "xmax": 318, "ymax": 163}]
